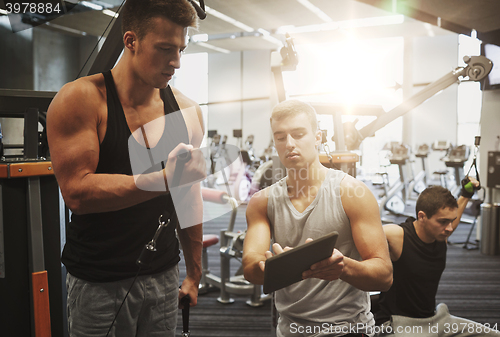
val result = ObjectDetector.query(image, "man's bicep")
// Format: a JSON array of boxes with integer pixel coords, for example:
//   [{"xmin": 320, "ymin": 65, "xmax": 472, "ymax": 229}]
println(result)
[
  {"xmin": 342, "ymin": 178, "xmax": 389, "ymax": 260},
  {"xmin": 383, "ymin": 224, "xmax": 403, "ymax": 261},
  {"xmin": 244, "ymin": 192, "xmax": 272, "ymax": 254},
  {"xmin": 173, "ymin": 88, "xmax": 204, "ymax": 148},
  {"xmin": 47, "ymin": 86, "xmax": 101, "ymax": 193}
]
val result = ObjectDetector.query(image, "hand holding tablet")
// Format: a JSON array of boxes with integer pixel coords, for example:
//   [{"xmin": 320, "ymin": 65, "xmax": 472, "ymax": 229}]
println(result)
[{"xmin": 263, "ymin": 232, "xmax": 339, "ymax": 294}]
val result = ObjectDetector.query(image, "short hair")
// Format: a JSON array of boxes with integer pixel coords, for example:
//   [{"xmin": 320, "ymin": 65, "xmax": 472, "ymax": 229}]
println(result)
[
  {"xmin": 270, "ymin": 100, "xmax": 318, "ymax": 133},
  {"xmin": 122, "ymin": 0, "xmax": 198, "ymax": 40},
  {"xmin": 415, "ymin": 185, "xmax": 458, "ymax": 219}
]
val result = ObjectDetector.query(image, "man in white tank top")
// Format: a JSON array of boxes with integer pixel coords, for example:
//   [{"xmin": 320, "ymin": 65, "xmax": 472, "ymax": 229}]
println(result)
[{"xmin": 242, "ymin": 100, "xmax": 393, "ymax": 337}]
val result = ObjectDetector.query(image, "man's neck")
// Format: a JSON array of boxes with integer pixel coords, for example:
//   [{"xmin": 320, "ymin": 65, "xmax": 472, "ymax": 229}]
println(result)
[
  {"xmin": 112, "ymin": 57, "xmax": 159, "ymax": 108},
  {"xmin": 413, "ymin": 220, "xmax": 435, "ymax": 244},
  {"xmin": 286, "ymin": 160, "xmax": 328, "ymax": 196}
]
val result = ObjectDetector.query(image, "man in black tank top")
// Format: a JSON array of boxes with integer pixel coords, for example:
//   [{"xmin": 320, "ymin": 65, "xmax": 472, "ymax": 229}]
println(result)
[
  {"xmin": 375, "ymin": 182, "xmax": 498, "ymax": 336},
  {"xmin": 47, "ymin": 1, "xmax": 206, "ymax": 336}
]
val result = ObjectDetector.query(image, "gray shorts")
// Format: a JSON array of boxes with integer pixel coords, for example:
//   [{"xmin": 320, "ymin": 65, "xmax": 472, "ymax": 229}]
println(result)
[{"xmin": 67, "ymin": 266, "xmax": 179, "ymax": 337}]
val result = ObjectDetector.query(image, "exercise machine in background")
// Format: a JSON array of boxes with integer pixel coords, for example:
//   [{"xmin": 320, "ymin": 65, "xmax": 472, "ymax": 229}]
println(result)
[
  {"xmin": 198, "ymin": 188, "xmax": 267, "ymax": 307},
  {"xmin": 376, "ymin": 142, "xmax": 412, "ymax": 217},
  {"xmin": 431, "ymin": 140, "xmax": 453, "ymax": 187},
  {"xmin": 408, "ymin": 143, "xmax": 430, "ymax": 195},
  {"xmin": 430, "ymin": 142, "xmax": 471, "ymax": 197},
  {"xmin": 444, "ymin": 144, "xmax": 471, "ymax": 197},
  {"xmin": 204, "ymin": 130, "xmax": 251, "ymax": 202}
]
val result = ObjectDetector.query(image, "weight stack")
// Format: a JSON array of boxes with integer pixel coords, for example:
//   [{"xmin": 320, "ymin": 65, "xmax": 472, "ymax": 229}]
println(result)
[{"xmin": 480, "ymin": 203, "xmax": 500, "ymax": 255}]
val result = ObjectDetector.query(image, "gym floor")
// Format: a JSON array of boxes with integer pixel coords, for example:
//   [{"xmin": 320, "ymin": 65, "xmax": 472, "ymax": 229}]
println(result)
[{"xmin": 177, "ymin": 198, "xmax": 500, "ymax": 337}]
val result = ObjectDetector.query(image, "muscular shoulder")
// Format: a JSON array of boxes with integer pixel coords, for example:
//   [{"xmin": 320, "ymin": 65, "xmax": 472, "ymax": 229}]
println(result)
[
  {"xmin": 170, "ymin": 86, "xmax": 204, "ymax": 145},
  {"xmin": 48, "ymin": 74, "xmax": 106, "ymax": 128},
  {"xmin": 339, "ymin": 174, "xmax": 378, "ymax": 213},
  {"xmin": 171, "ymin": 86, "xmax": 198, "ymax": 109},
  {"xmin": 53, "ymin": 74, "xmax": 105, "ymax": 107},
  {"xmin": 247, "ymin": 186, "xmax": 270, "ymax": 216},
  {"xmin": 383, "ymin": 224, "xmax": 404, "ymax": 261},
  {"xmin": 339, "ymin": 172, "xmax": 365, "ymax": 190}
]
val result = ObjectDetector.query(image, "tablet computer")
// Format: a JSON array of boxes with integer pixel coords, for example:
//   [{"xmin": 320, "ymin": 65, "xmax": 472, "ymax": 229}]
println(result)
[{"xmin": 263, "ymin": 231, "xmax": 339, "ymax": 294}]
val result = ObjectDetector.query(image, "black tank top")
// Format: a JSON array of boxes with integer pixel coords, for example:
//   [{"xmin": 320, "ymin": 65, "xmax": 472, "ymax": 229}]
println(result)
[
  {"xmin": 375, "ymin": 217, "xmax": 447, "ymax": 324},
  {"xmin": 61, "ymin": 70, "xmax": 189, "ymax": 282}
]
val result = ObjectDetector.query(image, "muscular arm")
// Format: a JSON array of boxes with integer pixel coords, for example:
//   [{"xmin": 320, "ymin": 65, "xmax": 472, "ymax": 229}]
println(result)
[
  {"xmin": 450, "ymin": 177, "xmax": 480, "ymax": 233},
  {"xmin": 304, "ymin": 175, "xmax": 393, "ymax": 291},
  {"xmin": 177, "ymin": 215, "xmax": 203, "ymax": 306},
  {"xmin": 172, "ymin": 88, "xmax": 205, "ymax": 307},
  {"xmin": 47, "ymin": 79, "xmax": 166, "ymax": 215},
  {"xmin": 451, "ymin": 196, "xmax": 469, "ymax": 232},
  {"xmin": 340, "ymin": 176, "xmax": 393, "ymax": 291},
  {"xmin": 383, "ymin": 224, "xmax": 404, "ymax": 261},
  {"xmin": 242, "ymin": 189, "xmax": 272, "ymax": 285}
]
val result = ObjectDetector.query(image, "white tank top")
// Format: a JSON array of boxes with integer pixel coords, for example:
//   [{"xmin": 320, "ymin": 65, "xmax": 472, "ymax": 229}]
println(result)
[{"xmin": 267, "ymin": 169, "xmax": 374, "ymax": 336}]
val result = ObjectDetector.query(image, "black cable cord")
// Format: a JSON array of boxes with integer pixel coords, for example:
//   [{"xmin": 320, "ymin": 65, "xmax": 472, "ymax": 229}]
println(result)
[
  {"xmin": 105, "ymin": 266, "xmax": 142, "ymax": 337},
  {"xmin": 75, "ymin": 0, "xmax": 127, "ymax": 79}
]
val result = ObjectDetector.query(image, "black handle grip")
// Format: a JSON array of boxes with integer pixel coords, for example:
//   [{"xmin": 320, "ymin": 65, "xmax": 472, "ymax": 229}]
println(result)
[
  {"xmin": 180, "ymin": 295, "xmax": 191, "ymax": 333},
  {"xmin": 177, "ymin": 151, "xmax": 192, "ymax": 163}
]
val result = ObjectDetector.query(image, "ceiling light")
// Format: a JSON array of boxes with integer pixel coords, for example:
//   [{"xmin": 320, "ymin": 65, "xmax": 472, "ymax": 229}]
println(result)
[
  {"xmin": 191, "ymin": 34, "xmax": 208, "ymax": 42},
  {"xmin": 45, "ymin": 21, "xmax": 87, "ymax": 36},
  {"xmin": 196, "ymin": 42, "xmax": 230, "ymax": 54},
  {"xmin": 424, "ymin": 23, "xmax": 435, "ymax": 37},
  {"xmin": 205, "ymin": 5, "xmax": 254, "ymax": 32},
  {"xmin": 103, "ymin": 9, "xmax": 118, "ymax": 18},
  {"xmin": 277, "ymin": 15, "xmax": 404, "ymax": 35},
  {"xmin": 296, "ymin": 0, "xmax": 333, "ymax": 23},
  {"xmin": 80, "ymin": 1, "xmax": 103, "ymax": 11}
]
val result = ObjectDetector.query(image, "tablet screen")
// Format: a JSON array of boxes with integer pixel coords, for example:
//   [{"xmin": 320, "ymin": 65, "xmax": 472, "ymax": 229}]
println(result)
[{"xmin": 263, "ymin": 232, "xmax": 338, "ymax": 294}]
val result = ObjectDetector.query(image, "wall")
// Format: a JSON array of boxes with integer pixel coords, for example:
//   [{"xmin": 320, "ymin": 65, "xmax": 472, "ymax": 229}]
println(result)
[
  {"xmin": 207, "ymin": 50, "xmax": 272, "ymax": 156},
  {"xmin": 0, "ymin": 17, "xmax": 34, "ymax": 89},
  {"xmin": 0, "ymin": 16, "xmax": 34, "ymax": 154},
  {"xmin": 409, "ymin": 34, "xmax": 460, "ymax": 175},
  {"xmin": 0, "ymin": 21, "xmax": 98, "ymax": 153},
  {"xmin": 480, "ymin": 89, "xmax": 500, "ymax": 203},
  {"xmin": 34, "ymin": 28, "xmax": 81, "ymax": 91}
]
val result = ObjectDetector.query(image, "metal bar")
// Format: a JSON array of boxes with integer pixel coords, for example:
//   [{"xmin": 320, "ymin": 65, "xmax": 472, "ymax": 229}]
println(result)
[
  {"xmin": 0, "ymin": 90, "xmax": 55, "ymax": 113},
  {"xmin": 359, "ymin": 68, "xmax": 465, "ymax": 140},
  {"xmin": 0, "ymin": 183, "xmax": 4, "ymax": 278},
  {"xmin": 87, "ymin": 14, "xmax": 124, "ymax": 76},
  {"xmin": 26, "ymin": 176, "xmax": 46, "ymax": 337},
  {"xmin": 24, "ymin": 108, "xmax": 39, "ymax": 159},
  {"xmin": 27, "ymin": 177, "xmax": 45, "ymax": 273},
  {"xmin": 31, "ymin": 271, "xmax": 52, "ymax": 337},
  {"xmin": 272, "ymin": 69, "xmax": 286, "ymax": 103}
]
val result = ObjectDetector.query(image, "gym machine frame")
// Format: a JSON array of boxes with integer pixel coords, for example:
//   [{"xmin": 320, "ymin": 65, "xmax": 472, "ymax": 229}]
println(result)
[
  {"xmin": 344, "ymin": 56, "xmax": 491, "ymax": 218},
  {"xmin": 0, "ymin": 89, "xmax": 64, "ymax": 337},
  {"xmin": 342, "ymin": 55, "xmax": 493, "ymax": 151},
  {"xmin": 198, "ymin": 188, "xmax": 266, "ymax": 307}
]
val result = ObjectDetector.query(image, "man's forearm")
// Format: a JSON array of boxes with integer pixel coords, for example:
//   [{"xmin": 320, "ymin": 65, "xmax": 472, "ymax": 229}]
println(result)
[
  {"xmin": 243, "ymin": 252, "xmax": 266, "ymax": 285},
  {"xmin": 178, "ymin": 223, "xmax": 203, "ymax": 281},
  {"xmin": 63, "ymin": 171, "xmax": 166, "ymax": 214},
  {"xmin": 340, "ymin": 256, "xmax": 393, "ymax": 292},
  {"xmin": 452, "ymin": 196, "xmax": 470, "ymax": 231}
]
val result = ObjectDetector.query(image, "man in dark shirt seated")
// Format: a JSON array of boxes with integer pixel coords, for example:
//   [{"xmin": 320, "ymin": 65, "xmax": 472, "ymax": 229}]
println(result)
[{"xmin": 375, "ymin": 178, "xmax": 499, "ymax": 336}]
